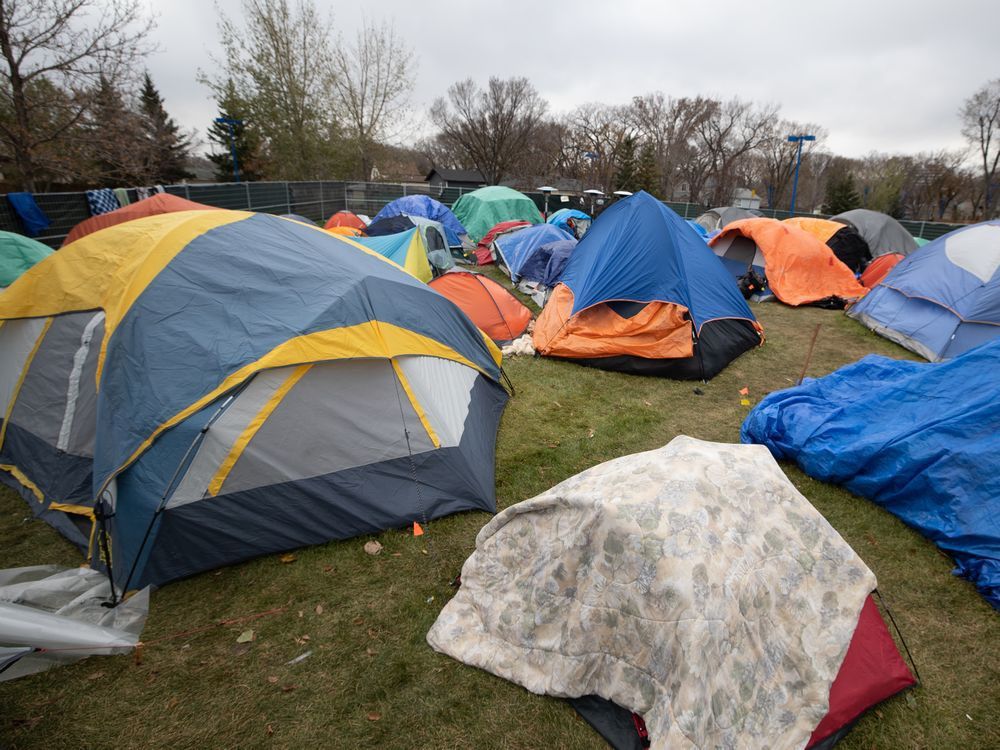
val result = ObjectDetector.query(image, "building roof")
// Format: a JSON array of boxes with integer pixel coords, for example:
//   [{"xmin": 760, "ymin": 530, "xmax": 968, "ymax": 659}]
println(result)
[{"xmin": 425, "ymin": 167, "xmax": 486, "ymax": 184}]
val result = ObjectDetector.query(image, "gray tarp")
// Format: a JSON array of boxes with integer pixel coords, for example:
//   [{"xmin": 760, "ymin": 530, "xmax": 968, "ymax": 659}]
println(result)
[{"xmin": 832, "ymin": 209, "xmax": 918, "ymax": 257}]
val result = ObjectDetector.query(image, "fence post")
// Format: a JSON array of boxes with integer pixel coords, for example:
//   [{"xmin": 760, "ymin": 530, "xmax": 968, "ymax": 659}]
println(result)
[
  {"xmin": 320, "ymin": 181, "xmax": 327, "ymax": 222},
  {"xmin": 919, "ymin": 221, "xmax": 926, "ymax": 239},
  {"xmin": 402, "ymin": 183, "xmax": 407, "ymax": 197},
  {"xmin": 245, "ymin": 182, "xmax": 251, "ymax": 210},
  {"xmin": 184, "ymin": 184, "xmax": 191, "ymax": 200}
]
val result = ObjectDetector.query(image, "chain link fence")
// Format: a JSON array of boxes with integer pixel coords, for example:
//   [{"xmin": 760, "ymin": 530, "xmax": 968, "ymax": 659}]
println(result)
[{"xmin": 0, "ymin": 180, "xmax": 965, "ymax": 248}]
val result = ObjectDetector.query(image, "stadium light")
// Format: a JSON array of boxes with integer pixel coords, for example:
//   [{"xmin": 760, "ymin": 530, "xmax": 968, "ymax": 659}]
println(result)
[{"xmin": 787, "ymin": 134, "xmax": 816, "ymax": 216}]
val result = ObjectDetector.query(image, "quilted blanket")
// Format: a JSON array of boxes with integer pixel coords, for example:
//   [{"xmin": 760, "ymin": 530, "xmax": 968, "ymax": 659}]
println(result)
[{"xmin": 428, "ymin": 436, "xmax": 875, "ymax": 749}]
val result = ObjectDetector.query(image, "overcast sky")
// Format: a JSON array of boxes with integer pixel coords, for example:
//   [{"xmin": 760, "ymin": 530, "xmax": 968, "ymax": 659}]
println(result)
[{"xmin": 142, "ymin": 0, "xmax": 998, "ymax": 159}]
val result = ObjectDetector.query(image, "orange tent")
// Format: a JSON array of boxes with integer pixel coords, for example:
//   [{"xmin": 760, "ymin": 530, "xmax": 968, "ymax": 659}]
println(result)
[
  {"xmin": 63, "ymin": 193, "xmax": 214, "ymax": 246},
  {"xmin": 783, "ymin": 216, "xmax": 871, "ymax": 273},
  {"xmin": 784, "ymin": 216, "xmax": 843, "ymax": 243},
  {"xmin": 325, "ymin": 211, "xmax": 367, "ymax": 231},
  {"xmin": 429, "ymin": 271, "xmax": 532, "ymax": 344},
  {"xmin": 859, "ymin": 253, "xmax": 904, "ymax": 288},
  {"xmin": 326, "ymin": 226, "xmax": 364, "ymax": 237},
  {"xmin": 711, "ymin": 218, "xmax": 867, "ymax": 307}
]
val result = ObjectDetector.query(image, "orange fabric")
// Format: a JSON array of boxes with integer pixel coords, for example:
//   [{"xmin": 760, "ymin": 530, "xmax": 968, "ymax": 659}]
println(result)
[
  {"xmin": 533, "ymin": 284, "xmax": 693, "ymax": 359},
  {"xmin": 63, "ymin": 194, "xmax": 214, "ymax": 246},
  {"xmin": 860, "ymin": 253, "xmax": 904, "ymax": 288},
  {"xmin": 324, "ymin": 211, "xmax": 367, "ymax": 230},
  {"xmin": 429, "ymin": 272, "xmax": 532, "ymax": 342},
  {"xmin": 712, "ymin": 219, "xmax": 867, "ymax": 306},
  {"xmin": 783, "ymin": 217, "xmax": 844, "ymax": 244},
  {"xmin": 326, "ymin": 226, "xmax": 364, "ymax": 237}
]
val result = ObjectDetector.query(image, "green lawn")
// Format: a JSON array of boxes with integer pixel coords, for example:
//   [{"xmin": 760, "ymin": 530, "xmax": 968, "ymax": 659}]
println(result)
[{"xmin": 1, "ymin": 273, "xmax": 997, "ymax": 749}]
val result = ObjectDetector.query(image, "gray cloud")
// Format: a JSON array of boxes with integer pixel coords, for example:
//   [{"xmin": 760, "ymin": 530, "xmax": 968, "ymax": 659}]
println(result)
[{"xmin": 141, "ymin": 0, "xmax": 998, "ymax": 159}]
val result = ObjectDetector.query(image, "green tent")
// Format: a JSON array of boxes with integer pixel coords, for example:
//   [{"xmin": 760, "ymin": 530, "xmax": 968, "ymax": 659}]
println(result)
[
  {"xmin": 452, "ymin": 186, "xmax": 543, "ymax": 243},
  {"xmin": 913, "ymin": 236, "xmax": 930, "ymax": 247},
  {"xmin": 0, "ymin": 231, "xmax": 51, "ymax": 288}
]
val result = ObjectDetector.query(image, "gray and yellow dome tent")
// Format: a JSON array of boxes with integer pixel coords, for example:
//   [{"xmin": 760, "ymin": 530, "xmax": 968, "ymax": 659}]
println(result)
[{"xmin": 0, "ymin": 211, "xmax": 508, "ymax": 589}]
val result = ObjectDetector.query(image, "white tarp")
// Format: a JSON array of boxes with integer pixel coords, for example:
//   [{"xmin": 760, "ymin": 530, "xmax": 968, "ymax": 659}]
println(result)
[
  {"xmin": 0, "ymin": 565, "xmax": 149, "ymax": 681},
  {"xmin": 428, "ymin": 436, "xmax": 875, "ymax": 749}
]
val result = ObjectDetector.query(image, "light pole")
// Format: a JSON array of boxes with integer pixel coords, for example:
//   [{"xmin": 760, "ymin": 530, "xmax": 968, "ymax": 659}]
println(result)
[
  {"xmin": 215, "ymin": 116, "xmax": 244, "ymax": 183},
  {"xmin": 583, "ymin": 189, "xmax": 605, "ymax": 216},
  {"xmin": 537, "ymin": 186, "xmax": 555, "ymax": 219},
  {"xmin": 787, "ymin": 134, "xmax": 815, "ymax": 216}
]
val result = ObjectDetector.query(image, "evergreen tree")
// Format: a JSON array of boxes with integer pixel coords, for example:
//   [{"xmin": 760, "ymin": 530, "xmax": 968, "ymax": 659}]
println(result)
[
  {"xmin": 207, "ymin": 79, "xmax": 265, "ymax": 182},
  {"xmin": 822, "ymin": 171, "xmax": 861, "ymax": 215},
  {"xmin": 140, "ymin": 72, "xmax": 193, "ymax": 183},
  {"xmin": 86, "ymin": 76, "xmax": 146, "ymax": 186},
  {"xmin": 613, "ymin": 135, "xmax": 638, "ymax": 193},
  {"xmin": 636, "ymin": 143, "xmax": 660, "ymax": 196}
]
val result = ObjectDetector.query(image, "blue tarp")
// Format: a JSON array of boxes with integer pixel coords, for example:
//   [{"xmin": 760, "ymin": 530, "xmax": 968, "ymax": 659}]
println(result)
[
  {"xmin": 686, "ymin": 219, "xmax": 709, "ymax": 239},
  {"xmin": 560, "ymin": 191, "xmax": 756, "ymax": 329},
  {"xmin": 494, "ymin": 224, "xmax": 575, "ymax": 282},
  {"xmin": 6, "ymin": 193, "xmax": 50, "ymax": 237},
  {"xmin": 371, "ymin": 195, "xmax": 467, "ymax": 247},
  {"xmin": 518, "ymin": 239, "xmax": 576, "ymax": 288},
  {"xmin": 847, "ymin": 220, "xmax": 1000, "ymax": 360},
  {"xmin": 742, "ymin": 341, "xmax": 1000, "ymax": 609}
]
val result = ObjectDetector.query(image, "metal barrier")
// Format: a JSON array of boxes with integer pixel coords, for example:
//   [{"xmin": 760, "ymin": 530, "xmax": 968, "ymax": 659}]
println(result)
[{"xmin": 0, "ymin": 180, "xmax": 966, "ymax": 247}]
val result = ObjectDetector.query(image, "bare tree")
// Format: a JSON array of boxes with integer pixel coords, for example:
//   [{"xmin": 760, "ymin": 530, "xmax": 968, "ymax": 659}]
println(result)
[
  {"xmin": 960, "ymin": 79, "xmax": 1000, "ymax": 218},
  {"xmin": 330, "ymin": 19, "xmax": 415, "ymax": 181},
  {"xmin": 0, "ymin": 0, "xmax": 153, "ymax": 190},
  {"xmin": 206, "ymin": 0, "xmax": 345, "ymax": 180},
  {"xmin": 430, "ymin": 77, "xmax": 547, "ymax": 184},
  {"xmin": 562, "ymin": 102, "xmax": 634, "ymax": 191},
  {"xmin": 627, "ymin": 93, "xmax": 714, "ymax": 198},
  {"xmin": 695, "ymin": 98, "xmax": 779, "ymax": 206}
]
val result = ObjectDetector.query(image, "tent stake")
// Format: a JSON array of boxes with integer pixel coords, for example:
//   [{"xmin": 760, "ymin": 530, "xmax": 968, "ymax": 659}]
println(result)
[{"xmin": 797, "ymin": 324, "xmax": 822, "ymax": 385}]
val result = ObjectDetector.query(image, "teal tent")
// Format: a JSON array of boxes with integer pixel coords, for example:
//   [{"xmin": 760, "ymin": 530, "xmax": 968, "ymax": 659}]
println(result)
[
  {"xmin": 0, "ymin": 231, "xmax": 51, "ymax": 288},
  {"xmin": 452, "ymin": 186, "xmax": 543, "ymax": 244}
]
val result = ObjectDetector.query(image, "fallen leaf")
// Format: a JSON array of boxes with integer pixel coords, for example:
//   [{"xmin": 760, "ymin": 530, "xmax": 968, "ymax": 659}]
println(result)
[
  {"xmin": 352, "ymin": 616, "xmax": 364, "ymax": 625},
  {"xmin": 236, "ymin": 629, "xmax": 255, "ymax": 644},
  {"xmin": 281, "ymin": 684, "xmax": 297, "ymax": 693},
  {"xmin": 366, "ymin": 647, "xmax": 377, "ymax": 656},
  {"xmin": 364, "ymin": 540, "xmax": 383, "ymax": 556},
  {"xmin": 391, "ymin": 552, "xmax": 402, "ymax": 557},
  {"xmin": 587, "ymin": 428, "xmax": 595, "ymax": 438},
  {"xmin": 322, "ymin": 565, "xmax": 333, "ymax": 573},
  {"xmin": 280, "ymin": 553, "xmax": 297, "ymax": 564},
  {"xmin": 87, "ymin": 671, "xmax": 105, "ymax": 681},
  {"xmin": 643, "ymin": 400, "xmax": 652, "ymax": 407},
  {"xmin": 166, "ymin": 696, "xmax": 179, "ymax": 711},
  {"xmin": 267, "ymin": 676, "xmax": 279, "ymax": 684},
  {"xmin": 864, "ymin": 532, "xmax": 879, "ymax": 547},
  {"xmin": 366, "ymin": 712, "xmax": 381, "ymax": 722},
  {"xmin": 266, "ymin": 724, "xmax": 274, "ymax": 736},
  {"xmin": 314, "ymin": 604, "xmax": 324, "ymax": 615}
]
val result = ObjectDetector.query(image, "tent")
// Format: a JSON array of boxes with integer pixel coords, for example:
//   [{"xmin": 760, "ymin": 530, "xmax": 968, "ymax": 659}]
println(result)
[
  {"xmin": 428, "ymin": 436, "xmax": 915, "ymax": 749},
  {"xmin": 370, "ymin": 195, "xmax": 468, "ymax": 247},
  {"xmin": 685, "ymin": 219, "xmax": 709, "ymax": 239},
  {"xmin": 913, "ymin": 236, "xmax": 930, "ymax": 247},
  {"xmin": 547, "ymin": 208, "xmax": 591, "ymax": 239},
  {"xmin": 354, "ymin": 227, "xmax": 435, "ymax": 282},
  {"xmin": 324, "ymin": 210, "xmax": 367, "ymax": 231},
  {"xmin": 327, "ymin": 226, "xmax": 364, "ymax": 237},
  {"xmin": 429, "ymin": 270, "xmax": 533, "ymax": 345},
  {"xmin": 847, "ymin": 221, "xmax": 1000, "ymax": 360},
  {"xmin": 280, "ymin": 213, "xmax": 314, "ymax": 225},
  {"xmin": 0, "ymin": 210, "xmax": 507, "ymax": 589},
  {"xmin": 63, "ymin": 193, "xmax": 213, "ymax": 246},
  {"xmin": 0, "ymin": 231, "xmax": 51, "ymax": 289},
  {"xmin": 710, "ymin": 218, "xmax": 867, "ymax": 307},
  {"xmin": 694, "ymin": 206, "xmax": 761, "ymax": 233},
  {"xmin": 859, "ymin": 252, "xmax": 903, "ymax": 288},
  {"xmin": 362, "ymin": 216, "xmax": 454, "ymax": 274},
  {"xmin": 832, "ymin": 209, "xmax": 918, "ymax": 257},
  {"xmin": 452, "ymin": 186, "xmax": 543, "ymax": 244},
  {"xmin": 784, "ymin": 216, "xmax": 872, "ymax": 272},
  {"xmin": 492, "ymin": 224, "xmax": 575, "ymax": 282},
  {"xmin": 533, "ymin": 192, "xmax": 762, "ymax": 379},
  {"xmin": 474, "ymin": 220, "xmax": 532, "ymax": 265},
  {"xmin": 742, "ymin": 341, "xmax": 1000, "ymax": 609}
]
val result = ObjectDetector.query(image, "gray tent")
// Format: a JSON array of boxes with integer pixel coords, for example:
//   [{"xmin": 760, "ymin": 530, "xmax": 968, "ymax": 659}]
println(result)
[
  {"xmin": 832, "ymin": 209, "xmax": 918, "ymax": 257},
  {"xmin": 695, "ymin": 206, "xmax": 762, "ymax": 232}
]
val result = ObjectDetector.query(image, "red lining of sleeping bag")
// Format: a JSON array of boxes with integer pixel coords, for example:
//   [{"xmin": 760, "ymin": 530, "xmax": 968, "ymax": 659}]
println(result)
[{"xmin": 806, "ymin": 594, "xmax": 917, "ymax": 747}]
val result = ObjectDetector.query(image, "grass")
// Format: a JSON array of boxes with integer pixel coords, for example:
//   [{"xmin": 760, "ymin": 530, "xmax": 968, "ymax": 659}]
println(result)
[{"xmin": 1, "ymin": 272, "xmax": 998, "ymax": 749}]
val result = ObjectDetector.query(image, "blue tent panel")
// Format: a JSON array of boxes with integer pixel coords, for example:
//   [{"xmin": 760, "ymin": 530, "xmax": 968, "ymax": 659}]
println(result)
[
  {"xmin": 560, "ymin": 191, "xmax": 756, "ymax": 329},
  {"xmin": 494, "ymin": 224, "xmax": 574, "ymax": 282},
  {"xmin": 371, "ymin": 195, "xmax": 467, "ymax": 246},
  {"xmin": 517, "ymin": 239, "xmax": 576, "ymax": 288},
  {"xmin": 547, "ymin": 208, "xmax": 591, "ymax": 235},
  {"xmin": 742, "ymin": 341, "xmax": 1000, "ymax": 609}
]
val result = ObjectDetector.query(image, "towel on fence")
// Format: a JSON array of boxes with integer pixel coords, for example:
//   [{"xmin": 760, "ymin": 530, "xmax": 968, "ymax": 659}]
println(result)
[
  {"xmin": 6, "ymin": 193, "xmax": 51, "ymax": 237},
  {"xmin": 85, "ymin": 189, "xmax": 120, "ymax": 216},
  {"xmin": 113, "ymin": 187, "xmax": 131, "ymax": 207}
]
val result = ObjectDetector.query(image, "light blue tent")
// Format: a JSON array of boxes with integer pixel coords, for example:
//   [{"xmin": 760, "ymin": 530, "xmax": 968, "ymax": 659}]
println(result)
[
  {"xmin": 547, "ymin": 208, "xmax": 591, "ymax": 238},
  {"xmin": 493, "ymin": 224, "xmax": 575, "ymax": 282},
  {"xmin": 848, "ymin": 220, "xmax": 1000, "ymax": 360},
  {"xmin": 742, "ymin": 340, "xmax": 1000, "ymax": 609}
]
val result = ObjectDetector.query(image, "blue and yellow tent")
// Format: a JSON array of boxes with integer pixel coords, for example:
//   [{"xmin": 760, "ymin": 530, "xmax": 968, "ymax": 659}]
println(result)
[
  {"xmin": 0, "ymin": 210, "xmax": 507, "ymax": 588},
  {"xmin": 355, "ymin": 226, "xmax": 434, "ymax": 282}
]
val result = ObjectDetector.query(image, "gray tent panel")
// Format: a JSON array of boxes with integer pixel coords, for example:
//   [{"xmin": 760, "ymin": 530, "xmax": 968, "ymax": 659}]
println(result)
[
  {"xmin": 0, "ymin": 317, "xmax": 48, "ymax": 418},
  {"xmin": 832, "ymin": 209, "xmax": 918, "ymax": 257},
  {"xmin": 218, "ymin": 359, "xmax": 436, "ymax": 496},
  {"xmin": 57, "ymin": 312, "xmax": 104, "ymax": 457}
]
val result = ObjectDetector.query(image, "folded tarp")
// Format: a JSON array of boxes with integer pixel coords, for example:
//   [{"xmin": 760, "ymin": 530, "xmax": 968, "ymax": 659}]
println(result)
[{"xmin": 742, "ymin": 340, "xmax": 1000, "ymax": 609}]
